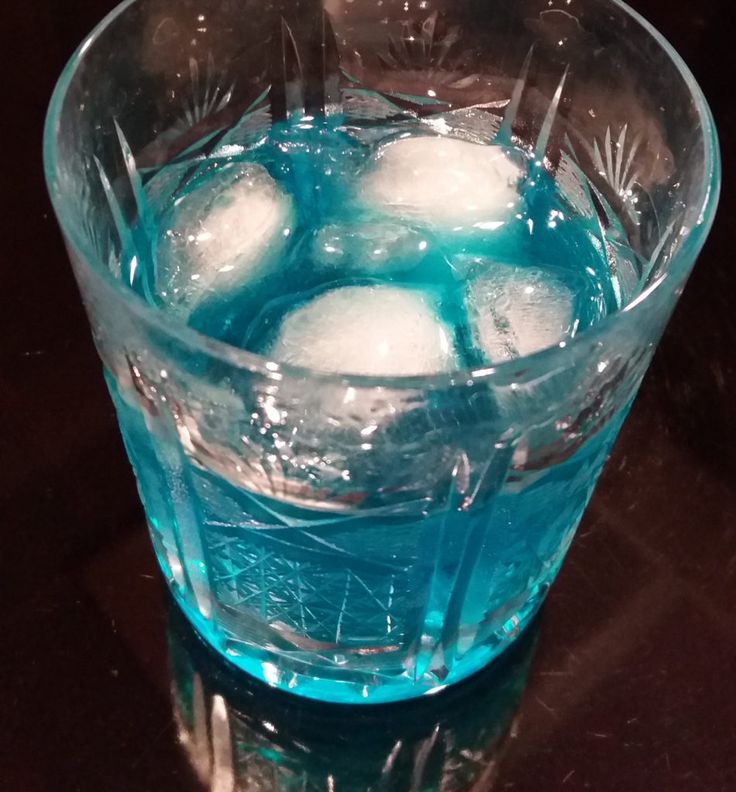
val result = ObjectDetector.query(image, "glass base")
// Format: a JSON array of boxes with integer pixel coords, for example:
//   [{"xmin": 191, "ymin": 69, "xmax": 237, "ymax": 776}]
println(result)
[{"xmin": 169, "ymin": 581, "xmax": 547, "ymax": 705}]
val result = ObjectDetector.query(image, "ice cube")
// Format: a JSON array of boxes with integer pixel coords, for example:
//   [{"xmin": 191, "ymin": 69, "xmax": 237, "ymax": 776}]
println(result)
[
  {"xmin": 156, "ymin": 162, "xmax": 293, "ymax": 316},
  {"xmin": 361, "ymin": 136, "xmax": 522, "ymax": 231},
  {"xmin": 270, "ymin": 284, "xmax": 457, "ymax": 376},
  {"xmin": 465, "ymin": 263, "xmax": 576, "ymax": 363},
  {"xmin": 312, "ymin": 222, "xmax": 431, "ymax": 274}
]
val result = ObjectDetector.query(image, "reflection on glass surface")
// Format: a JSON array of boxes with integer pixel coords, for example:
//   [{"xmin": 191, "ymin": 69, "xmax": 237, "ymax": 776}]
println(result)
[{"xmin": 167, "ymin": 600, "xmax": 536, "ymax": 790}]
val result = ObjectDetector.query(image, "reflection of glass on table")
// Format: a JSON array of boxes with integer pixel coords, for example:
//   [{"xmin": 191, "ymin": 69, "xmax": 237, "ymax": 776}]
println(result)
[{"xmin": 167, "ymin": 601, "xmax": 537, "ymax": 792}]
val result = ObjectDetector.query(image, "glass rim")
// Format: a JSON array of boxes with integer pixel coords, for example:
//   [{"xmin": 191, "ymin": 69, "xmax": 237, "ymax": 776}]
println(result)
[{"xmin": 43, "ymin": 0, "xmax": 721, "ymax": 390}]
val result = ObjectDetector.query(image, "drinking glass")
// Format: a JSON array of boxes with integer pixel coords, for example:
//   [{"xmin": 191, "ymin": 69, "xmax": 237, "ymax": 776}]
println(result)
[{"xmin": 44, "ymin": 0, "xmax": 719, "ymax": 703}]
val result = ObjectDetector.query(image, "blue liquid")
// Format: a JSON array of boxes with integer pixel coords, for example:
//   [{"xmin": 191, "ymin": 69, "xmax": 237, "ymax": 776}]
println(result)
[{"xmin": 113, "ymin": 115, "xmax": 636, "ymax": 702}]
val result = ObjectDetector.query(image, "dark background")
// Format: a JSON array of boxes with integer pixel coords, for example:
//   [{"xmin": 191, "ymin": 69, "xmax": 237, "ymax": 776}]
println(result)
[{"xmin": 2, "ymin": 0, "xmax": 734, "ymax": 789}]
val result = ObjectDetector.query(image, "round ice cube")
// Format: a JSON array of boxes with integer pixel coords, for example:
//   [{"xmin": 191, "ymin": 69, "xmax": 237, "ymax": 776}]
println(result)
[
  {"xmin": 361, "ymin": 136, "xmax": 522, "ymax": 231},
  {"xmin": 156, "ymin": 162, "xmax": 293, "ymax": 316},
  {"xmin": 465, "ymin": 263, "xmax": 576, "ymax": 363},
  {"xmin": 270, "ymin": 284, "xmax": 457, "ymax": 376},
  {"xmin": 312, "ymin": 222, "xmax": 431, "ymax": 274}
]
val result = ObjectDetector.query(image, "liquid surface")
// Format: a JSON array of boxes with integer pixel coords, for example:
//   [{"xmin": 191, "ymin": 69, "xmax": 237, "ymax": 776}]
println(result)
[{"xmin": 139, "ymin": 115, "xmax": 624, "ymax": 373}]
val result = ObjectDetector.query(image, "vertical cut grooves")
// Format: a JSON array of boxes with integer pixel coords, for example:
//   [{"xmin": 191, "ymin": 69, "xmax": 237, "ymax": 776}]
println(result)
[
  {"xmin": 534, "ymin": 66, "xmax": 569, "ymax": 162},
  {"xmin": 496, "ymin": 44, "xmax": 535, "ymax": 144}
]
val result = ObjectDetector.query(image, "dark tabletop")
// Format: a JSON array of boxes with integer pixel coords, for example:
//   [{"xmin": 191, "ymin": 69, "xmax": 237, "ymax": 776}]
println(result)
[{"xmin": 2, "ymin": 0, "xmax": 735, "ymax": 790}]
